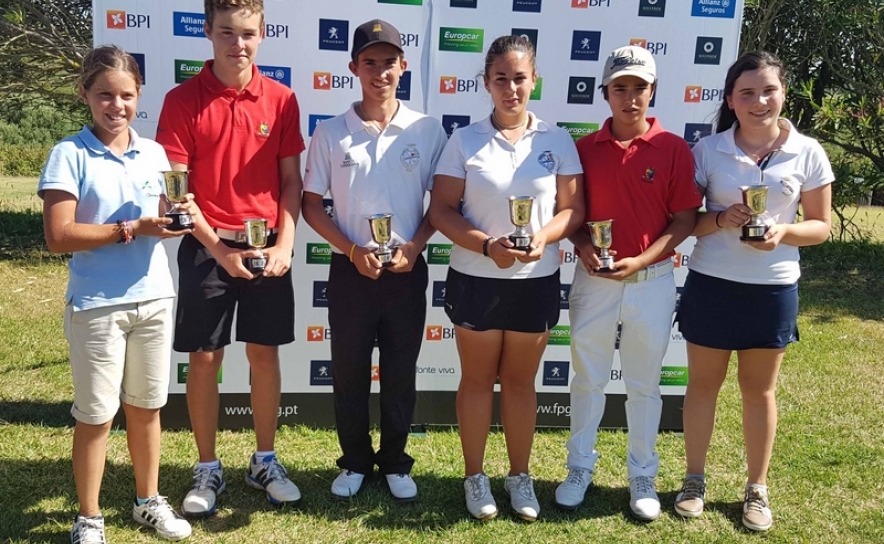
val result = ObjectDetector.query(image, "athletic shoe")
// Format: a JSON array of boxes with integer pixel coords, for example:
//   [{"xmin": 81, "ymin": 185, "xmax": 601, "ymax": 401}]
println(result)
[
  {"xmin": 674, "ymin": 476, "xmax": 706, "ymax": 518},
  {"xmin": 504, "ymin": 473, "xmax": 540, "ymax": 522},
  {"xmin": 385, "ymin": 473, "xmax": 418, "ymax": 502},
  {"xmin": 182, "ymin": 463, "xmax": 226, "ymax": 517},
  {"xmin": 629, "ymin": 476, "xmax": 661, "ymax": 521},
  {"xmin": 464, "ymin": 473, "xmax": 498, "ymax": 520},
  {"xmin": 554, "ymin": 467, "xmax": 593, "ymax": 510},
  {"xmin": 132, "ymin": 495, "xmax": 192, "ymax": 541},
  {"xmin": 742, "ymin": 485, "xmax": 773, "ymax": 532},
  {"xmin": 331, "ymin": 470, "xmax": 365, "ymax": 499},
  {"xmin": 245, "ymin": 453, "xmax": 302, "ymax": 506},
  {"xmin": 70, "ymin": 515, "xmax": 106, "ymax": 544}
]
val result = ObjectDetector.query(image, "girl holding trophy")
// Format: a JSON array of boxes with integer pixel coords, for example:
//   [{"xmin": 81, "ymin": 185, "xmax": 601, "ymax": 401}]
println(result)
[
  {"xmin": 675, "ymin": 52, "xmax": 833, "ymax": 531},
  {"xmin": 429, "ymin": 35, "xmax": 584, "ymax": 522},
  {"xmin": 39, "ymin": 46, "xmax": 198, "ymax": 542}
]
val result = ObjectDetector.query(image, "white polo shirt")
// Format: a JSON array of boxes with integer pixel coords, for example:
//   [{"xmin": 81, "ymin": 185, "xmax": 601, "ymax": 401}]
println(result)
[
  {"xmin": 434, "ymin": 113, "xmax": 583, "ymax": 279},
  {"xmin": 303, "ymin": 101, "xmax": 447, "ymax": 251},
  {"xmin": 690, "ymin": 119, "xmax": 834, "ymax": 285}
]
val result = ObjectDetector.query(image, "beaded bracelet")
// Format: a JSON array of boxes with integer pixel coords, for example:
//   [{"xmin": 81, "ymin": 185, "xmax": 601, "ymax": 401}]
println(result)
[
  {"xmin": 482, "ymin": 236, "xmax": 495, "ymax": 258},
  {"xmin": 115, "ymin": 220, "xmax": 135, "ymax": 244}
]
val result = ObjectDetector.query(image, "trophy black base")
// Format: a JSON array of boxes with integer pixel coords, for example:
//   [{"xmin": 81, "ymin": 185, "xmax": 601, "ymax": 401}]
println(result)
[
  {"xmin": 245, "ymin": 256, "xmax": 266, "ymax": 274},
  {"xmin": 376, "ymin": 251, "xmax": 393, "ymax": 268},
  {"xmin": 509, "ymin": 234, "xmax": 531, "ymax": 252},
  {"xmin": 596, "ymin": 267, "xmax": 615, "ymax": 274},
  {"xmin": 740, "ymin": 224, "xmax": 768, "ymax": 241},
  {"xmin": 164, "ymin": 212, "xmax": 193, "ymax": 231}
]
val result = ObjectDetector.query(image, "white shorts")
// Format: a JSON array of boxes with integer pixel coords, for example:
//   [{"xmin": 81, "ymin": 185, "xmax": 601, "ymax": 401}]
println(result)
[{"xmin": 64, "ymin": 298, "xmax": 174, "ymax": 425}]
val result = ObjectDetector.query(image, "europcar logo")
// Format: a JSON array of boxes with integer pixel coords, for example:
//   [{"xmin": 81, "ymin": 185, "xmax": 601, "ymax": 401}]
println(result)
[
  {"xmin": 571, "ymin": 31, "xmax": 602, "ymax": 61},
  {"xmin": 684, "ymin": 86, "xmax": 724, "ymax": 103},
  {"xmin": 512, "ymin": 28, "xmax": 538, "ymax": 51},
  {"xmin": 439, "ymin": 76, "xmax": 479, "ymax": 94},
  {"xmin": 560, "ymin": 284, "xmax": 571, "ymax": 310},
  {"xmin": 557, "ymin": 122, "xmax": 599, "ymax": 142},
  {"xmin": 307, "ymin": 326, "xmax": 331, "ymax": 342},
  {"xmin": 173, "ymin": 12, "xmax": 205, "ymax": 37},
  {"xmin": 177, "ymin": 363, "xmax": 222, "ymax": 384},
  {"xmin": 543, "ymin": 361, "xmax": 569, "ymax": 386},
  {"xmin": 441, "ymin": 115, "xmax": 470, "ymax": 137},
  {"xmin": 397, "ymin": 71, "xmax": 412, "ymax": 101},
  {"xmin": 319, "ymin": 19, "xmax": 348, "ymax": 51},
  {"xmin": 432, "ymin": 281, "xmax": 447, "ymax": 307},
  {"xmin": 694, "ymin": 37, "xmax": 723, "ymax": 65},
  {"xmin": 313, "ymin": 281, "xmax": 329, "ymax": 308},
  {"xmin": 567, "ymin": 77, "xmax": 595, "ymax": 104},
  {"xmin": 691, "ymin": 0, "xmax": 736, "ymax": 18},
  {"xmin": 548, "ymin": 325, "xmax": 571, "ymax": 345},
  {"xmin": 660, "ymin": 366, "xmax": 689, "ymax": 386},
  {"xmin": 638, "ymin": 0, "xmax": 666, "ymax": 17},
  {"xmin": 439, "ymin": 27, "xmax": 484, "ymax": 53},
  {"xmin": 314, "ymin": 71, "xmax": 354, "ymax": 90},
  {"xmin": 175, "ymin": 60, "xmax": 205, "ymax": 83},
  {"xmin": 107, "ymin": 10, "xmax": 150, "ymax": 29},
  {"xmin": 426, "ymin": 326, "xmax": 455, "ymax": 340},
  {"xmin": 684, "ymin": 123, "xmax": 713, "ymax": 148},
  {"xmin": 310, "ymin": 360, "xmax": 333, "ymax": 386},
  {"xmin": 309, "ymin": 114, "xmax": 334, "ymax": 136},
  {"xmin": 513, "ymin": 0, "xmax": 542, "ymax": 12},
  {"xmin": 306, "ymin": 243, "xmax": 333, "ymax": 264},
  {"xmin": 630, "ymin": 38, "xmax": 668, "ymax": 55},
  {"xmin": 259, "ymin": 65, "xmax": 291, "ymax": 88},
  {"xmin": 530, "ymin": 77, "xmax": 543, "ymax": 101},
  {"xmin": 427, "ymin": 244, "xmax": 452, "ymax": 264}
]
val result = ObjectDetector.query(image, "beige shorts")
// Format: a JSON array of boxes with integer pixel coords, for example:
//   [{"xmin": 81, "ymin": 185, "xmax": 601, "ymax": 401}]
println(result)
[{"xmin": 64, "ymin": 298, "xmax": 174, "ymax": 425}]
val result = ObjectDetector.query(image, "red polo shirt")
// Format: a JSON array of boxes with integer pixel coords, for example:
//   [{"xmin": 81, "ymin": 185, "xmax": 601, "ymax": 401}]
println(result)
[
  {"xmin": 156, "ymin": 61, "xmax": 305, "ymax": 229},
  {"xmin": 576, "ymin": 117, "xmax": 701, "ymax": 262}
]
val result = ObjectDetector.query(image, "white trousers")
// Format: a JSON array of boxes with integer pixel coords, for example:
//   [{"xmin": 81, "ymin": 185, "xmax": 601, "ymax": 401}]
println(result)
[{"xmin": 566, "ymin": 261, "xmax": 676, "ymax": 479}]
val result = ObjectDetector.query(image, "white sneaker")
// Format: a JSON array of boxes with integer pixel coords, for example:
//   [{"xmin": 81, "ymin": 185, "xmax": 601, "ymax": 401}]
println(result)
[
  {"xmin": 504, "ymin": 473, "xmax": 540, "ymax": 522},
  {"xmin": 742, "ymin": 485, "xmax": 773, "ymax": 532},
  {"xmin": 386, "ymin": 473, "xmax": 418, "ymax": 502},
  {"xmin": 182, "ymin": 463, "xmax": 226, "ymax": 517},
  {"xmin": 674, "ymin": 476, "xmax": 706, "ymax": 518},
  {"xmin": 554, "ymin": 467, "xmax": 593, "ymax": 510},
  {"xmin": 246, "ymin": 454, "xmax": 302, "ymax": 506},
  {"xmin": 629, "ymin": 476, "xmax": 661, "ymax": 521},
  {"xmin": 70, "ymin": 515, "xmax": 106, "ymax": 544},
  {"xmin": 464, "ymin": 473, "xmax": 498, "ymax": 520},
  {"xmin": 132, "ymin": 495, "xmax": 193, "ymax": 541},
  {"xmin": 331, "ymin": 470, "xmax": 365, "ymax": 499}
]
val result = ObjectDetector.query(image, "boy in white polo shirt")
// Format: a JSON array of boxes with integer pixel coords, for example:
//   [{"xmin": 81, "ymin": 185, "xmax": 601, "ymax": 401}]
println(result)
[{"xmin": 302, "ymin": 19, "xmax": 446, "ymax": 501}]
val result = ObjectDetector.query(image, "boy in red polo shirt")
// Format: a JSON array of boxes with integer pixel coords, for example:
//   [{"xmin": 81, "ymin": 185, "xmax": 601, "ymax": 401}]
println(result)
[
  {"xmin": 155, "ymin": 0, "xmax": 304, "ymax": 516},
  {"xmin": 553, "ymin": 46, "xmax": 701, "ymax": 520}
]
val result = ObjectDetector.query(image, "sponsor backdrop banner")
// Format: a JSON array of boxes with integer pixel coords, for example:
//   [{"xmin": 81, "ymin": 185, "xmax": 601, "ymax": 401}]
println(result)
[{"xmin": 94, "ymin": 0, "xmax": 743, "ymax": 429}]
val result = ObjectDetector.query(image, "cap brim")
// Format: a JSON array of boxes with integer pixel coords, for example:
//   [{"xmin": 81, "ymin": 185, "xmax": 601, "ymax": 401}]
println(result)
[
  {"xmin": 351, "ymin": 40, "xmax": 404, "ymax": 60},
  {"xmin": 602, "ymin": 69, "xmax": 656, "ymax": 86}
]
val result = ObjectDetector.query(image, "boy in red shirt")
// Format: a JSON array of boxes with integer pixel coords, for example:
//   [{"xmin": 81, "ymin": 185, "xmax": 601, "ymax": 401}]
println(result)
[{"xmin": 156, "ymin": 0, "xmax": 304, "ymax": 516}]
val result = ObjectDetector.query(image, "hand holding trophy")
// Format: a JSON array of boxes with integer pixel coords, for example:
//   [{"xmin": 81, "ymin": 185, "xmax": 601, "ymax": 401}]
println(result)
[
  {"xmin": 243, "ymin": 218, "xmax": 268, "ymax": 273},
  {"xmin": 507, "ymin": 195, "xmax": 534, "ymax": 251},
  {"xmin": 739, "ymin": 185, "xmax": 770, "ymax": 241},
  {"xmin": 587, "ymin": 219, "xmax": 615, "ymax": 273},
  {"xmin": 367, "ymin": 213, "xmax": 394, "ymax": 267},
  {"xmin": 161, "ymin": 171, "xmax": 194, "ymax": 230}
]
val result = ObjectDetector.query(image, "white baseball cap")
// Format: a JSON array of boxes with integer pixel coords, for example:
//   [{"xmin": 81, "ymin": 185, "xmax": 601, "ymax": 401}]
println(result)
[{"xmin": 602, "ymin": 45, "xmax": 656, "ymax": 86}]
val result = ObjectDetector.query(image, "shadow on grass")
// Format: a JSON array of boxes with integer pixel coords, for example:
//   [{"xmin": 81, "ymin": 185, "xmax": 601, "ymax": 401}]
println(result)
[
  {"xmin": 0, "ymin": 400, "xmax": 71, "ymax": 427},
  {"xmin": 0, "ymin": 210, "xmax": 62, "ymax": 266},
  {"xmin": 799, "ymin": 240, "xmax": 884, "ymax": 321}
]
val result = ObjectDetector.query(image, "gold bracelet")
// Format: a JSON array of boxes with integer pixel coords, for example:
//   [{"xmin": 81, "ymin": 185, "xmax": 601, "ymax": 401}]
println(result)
[{"xmin": 348, "ymin": 243, "xmax": 357, "ymax": 262}]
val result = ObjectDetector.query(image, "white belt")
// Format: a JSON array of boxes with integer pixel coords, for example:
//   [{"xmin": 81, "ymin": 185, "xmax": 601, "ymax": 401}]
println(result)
[
  {"xmin": 215, "ymin": 227, "xmax": 278, "ymax": 243},
  {"xmin": 621, "ymin": 259, "xmax": 674, "ymax": 283}
]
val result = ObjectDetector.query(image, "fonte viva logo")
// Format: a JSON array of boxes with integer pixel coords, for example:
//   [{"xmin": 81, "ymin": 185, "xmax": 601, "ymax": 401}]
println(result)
[
  {"xmin": 547, "ymin": 325, "xmax": 571, "ymax": 345},
  {"xmin": 306, "ymin": 243, "xmax": 332, "ymax": 264},
  {"xmin": 427, "ymin": 244, "xmax": 452, "ymax": 264},
  {"xmin": 557, "ymin": 122, "xmax": 599, "ymax": 142},
  {"xmin": 439, "ymin": 27, "xmax": 485, "ymax": 53}
]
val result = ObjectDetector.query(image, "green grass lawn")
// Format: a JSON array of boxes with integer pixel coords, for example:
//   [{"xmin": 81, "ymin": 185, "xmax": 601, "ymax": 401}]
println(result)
[{"xmin": 2, "ymin": 177, "xmax": 883, "ymax": 543}]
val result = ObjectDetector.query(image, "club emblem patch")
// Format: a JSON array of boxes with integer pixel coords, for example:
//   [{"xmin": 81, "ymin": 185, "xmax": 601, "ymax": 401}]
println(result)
[
  {"xmin": 538, "ymin": 150, "xmax": 557, "ymax": 173},
  {"xmin": 400, "ymin": 145, "xmax": 420, "ymax": 172}
]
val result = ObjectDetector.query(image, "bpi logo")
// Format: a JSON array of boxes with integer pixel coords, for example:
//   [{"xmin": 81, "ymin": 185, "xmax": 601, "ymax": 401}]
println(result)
[
  {"xmin": 684, "ymin": 123, "xmax": 713, "ymax": 148},
  {"xmin": 265, "ymin": 22, "xmax": 290, "ymax": 39},
  {"xmin": 107, "ymin": 10, "xmax": 150, "ymax": 29},
  {"xmin": 513, "ymin": 0, "xmax": 542, "ymax": 12},
  {"xmin": 571, "ymin": 31, "xmax": 602, "ymax": 61},
  {"xmin": 319, "ymin": 19, "xmax": 348, "ymax": 51},
  {"xmin": 560, "ymin": 284, "xmax": 571, "ymax": 310},
  {"xmin": 638, "ymin": 0, "xmax": 666, "ymax": 17},
  {"xmin": 571, "ymin": 0, "xmax": 611, "ymax": 6},
  {"xmin": 432, "ymin": 281, "xmax": 447, "ymax": 307},
  {"xmin": 314, "ymin": 72, "xmax": 354, "ymax": 90},
  {"xmin": 258, "ymin": 65, "xmax": 291, "ymax": 88},
  {"xmin": 307, "ymin": 326, "xmax": 331, "ymax": 342},
  {"xmin": 397, "ymin": 71, "xmax": 412, "ymax": 101},
  {"xmin": 684, "ymin": 86, "xmax": 724, "ymax": 103},
  {"xmin": 673, "ymin": 251, "xmax": 691, "ymax": 268},
  {"xmin": 694, "ymin": 37, "xmax": 723, "ymax": 65},
  {"xmin": 630, "ymin": 38, "xmax": 667, "ymax": 56},
  {"xmin": 440, "ymin": 76, "xmax": 479, "ymax": 94},
  {"xmin": 309, "ymin": 114, "xmax": 334, "ymax": 137},
  {"xmin": 512, "ymin": 28, "xmax": 538, "ymax": 51},
  {"xmin": 310, "ymin": 360, "xmax": 333, "ymax": 386},
  {"xmin": 560, "ymin": 249, "xmax": 578, "ymax": 264},
  {"xmin": 691, "ymin": 0, "xmax": 736, "ymax": 19},
  {"xmin": 313, "ymin": 281, "xmax": 329, "ymax": 308},
  {"xmin": 371, "ymin": 366, "xmax": 380, "ymax": 382},
  {"xmin": 400, "ymin": 32, "xmax": 420, "ymax": 48},
  {"xmin": 567, "ymin": 77, "xmax": 595, "ymax": 104},
  {"xmin": 426, "ymin": 326, "xmax": 455, "ymax": 340},
  {"xmin": 441, "ymin": 115, "xmax": 471, "ymax": 138},
  {"xmin": 543, "ymin": 361, "xmax": 570, "ymax": 386}
]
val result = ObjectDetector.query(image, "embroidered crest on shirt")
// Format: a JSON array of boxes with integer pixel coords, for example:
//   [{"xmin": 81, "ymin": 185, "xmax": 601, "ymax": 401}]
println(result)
[
  {"xmin": 258, "ymin": 121, "xmax": 270, "ymax": 137},
  {"xmin": 142, "ymin": 179, "xmax": 161, "ymax": 197},
  {"xmin": 642, "ymin": 167, "xmax": 655, "ymax": 183},
  {"xmin": 341, "ymin": 152, "xmax": 358, "ymax": 168},
  {"xmin": 400, "ymin": 144, "xmax": 420, "ymax": 172},
  {"xmin": 537, "ymin": 150, "xmax": 557, "ymax": 173}
]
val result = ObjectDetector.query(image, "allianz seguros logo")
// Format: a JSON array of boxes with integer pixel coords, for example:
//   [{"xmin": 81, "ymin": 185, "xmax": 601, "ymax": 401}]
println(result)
[
  {"xmin": 259, "ymin": 66, "xmax": 291, "ymax": 88},
  {"xmin": 694, "ymin": 37, "xmax": 723, "ymax": 65},
  {"xmin": 439, "ymin": 27, "xmax": 485, "ymax": 53},
  {"xmin": 309, "ymin": 114, "xmax": 334, "ymax": 137},
  {"xmin": 557, "ymin": 122, "xmax": 599, "ymax": 142},
  {"xmin": 692, "ymin": 0, "xmax": 736, "ymax": 19}
]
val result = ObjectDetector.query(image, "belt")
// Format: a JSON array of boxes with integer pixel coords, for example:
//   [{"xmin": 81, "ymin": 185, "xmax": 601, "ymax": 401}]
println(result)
[
  {"xmin": 621, "ymin": 259, "xmax": 674, "ymax": 283},
  {"xmin": 214, "ymin": 227, "xmax": 278, "ymax": 243}
]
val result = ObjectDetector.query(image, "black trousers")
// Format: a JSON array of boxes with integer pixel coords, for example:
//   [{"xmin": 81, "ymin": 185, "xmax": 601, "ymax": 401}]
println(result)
[{"xmin": 327, "ymin": 252, "xmax": 427, "ymax": 475}]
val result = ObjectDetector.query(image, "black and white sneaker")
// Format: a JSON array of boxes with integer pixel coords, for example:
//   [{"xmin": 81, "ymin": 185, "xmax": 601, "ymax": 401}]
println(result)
[
  {"xmin": 70, "ymin": 515, "xmax": 106, "ymax": 544},
  {"xmin": 132, "ymin": 495, "xmax": 192, "ymax": 540},
  {"xmin": 182, "ymin": 463, "xmax": 226, "ymax": 517},
  {"xmin": 245, "ymin": 454, "xmax": 302, "ymax": 506}
]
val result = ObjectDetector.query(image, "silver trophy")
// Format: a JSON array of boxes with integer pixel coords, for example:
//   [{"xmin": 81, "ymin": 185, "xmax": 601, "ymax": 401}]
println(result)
[
  {"xmin": 739, "ymin": 185, "xmax": 770, "ymax": 241},
  {"xmin": 161, "ymin": 171, "xmax": 193, "ymax": 231},
  {"xmin": 587, "ymin": 219, "xmax": 615, "ymax": 272},
  {"xmin": 508, "ymin": 195, "xmax": 534, "ymax": 251},
  {"xmin": 367, "ymin": 213, "xmax": 394, "ymax": 267},
  {"xmin": 243, "ymin": 217, "xmax": 268, "ymax": 273}
]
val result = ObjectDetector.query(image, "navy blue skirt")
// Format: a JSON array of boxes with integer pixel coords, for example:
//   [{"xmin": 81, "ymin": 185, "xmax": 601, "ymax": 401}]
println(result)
[
  {"xmin": 444, "ymin": 268, "xmax": 560, "ymax": 333},
  {"xmin": 676, "ymin": 270, "xmax": 799, "ymax": 350}
]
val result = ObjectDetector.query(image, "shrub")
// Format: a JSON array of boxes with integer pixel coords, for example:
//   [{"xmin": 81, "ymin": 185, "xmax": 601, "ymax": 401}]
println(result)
[{"xmin": 0, "ymin": 144, "xmax": 50, "ymax": 176}]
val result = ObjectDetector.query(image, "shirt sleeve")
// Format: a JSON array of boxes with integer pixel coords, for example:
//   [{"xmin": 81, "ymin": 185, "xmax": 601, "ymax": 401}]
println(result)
[
  {"xmin": 801, "ymin": 139, "xmax": 835, "ymax": 192},
  {"xmin": 555, "ymin": 128, "xmax": 583, "ymax": 176},
  {"xmin": 277, "ymin": 91, "xmax": 306, "ymax": 159},
  {"xmin": 155, "ymin": 91, "xmax": 193, "ymax": 165},
  {"xmin": 667, "ymin": 137, "xmax": 704, "ymax": 213},
  {"xmin": 302, "ymin": 121, "xmax": 332, "ymax": 196},
  {"xmin": 426, "ymin": 119, "xmax": 449, "ymax": 191},
  {"xmin": 692, "ymin": 137, "xmax": 709, "ymax": 190},
  {"xmin": 433, "ymin": 129, "xmax": 467, "ymax": 179},
  {"xmin": 37, "ymin": 142, "xmax": 80, "ymax": 200}
]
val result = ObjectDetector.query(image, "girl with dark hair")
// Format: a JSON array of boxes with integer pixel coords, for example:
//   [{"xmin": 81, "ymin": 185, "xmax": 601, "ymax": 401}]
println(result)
[
  {"xmin": 674, "ymin": 51, "xmax": 833, "ymax": 532},
  {"xmin": 429, "ymin": 35, "xmax": 584, "ymax": 522}
]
